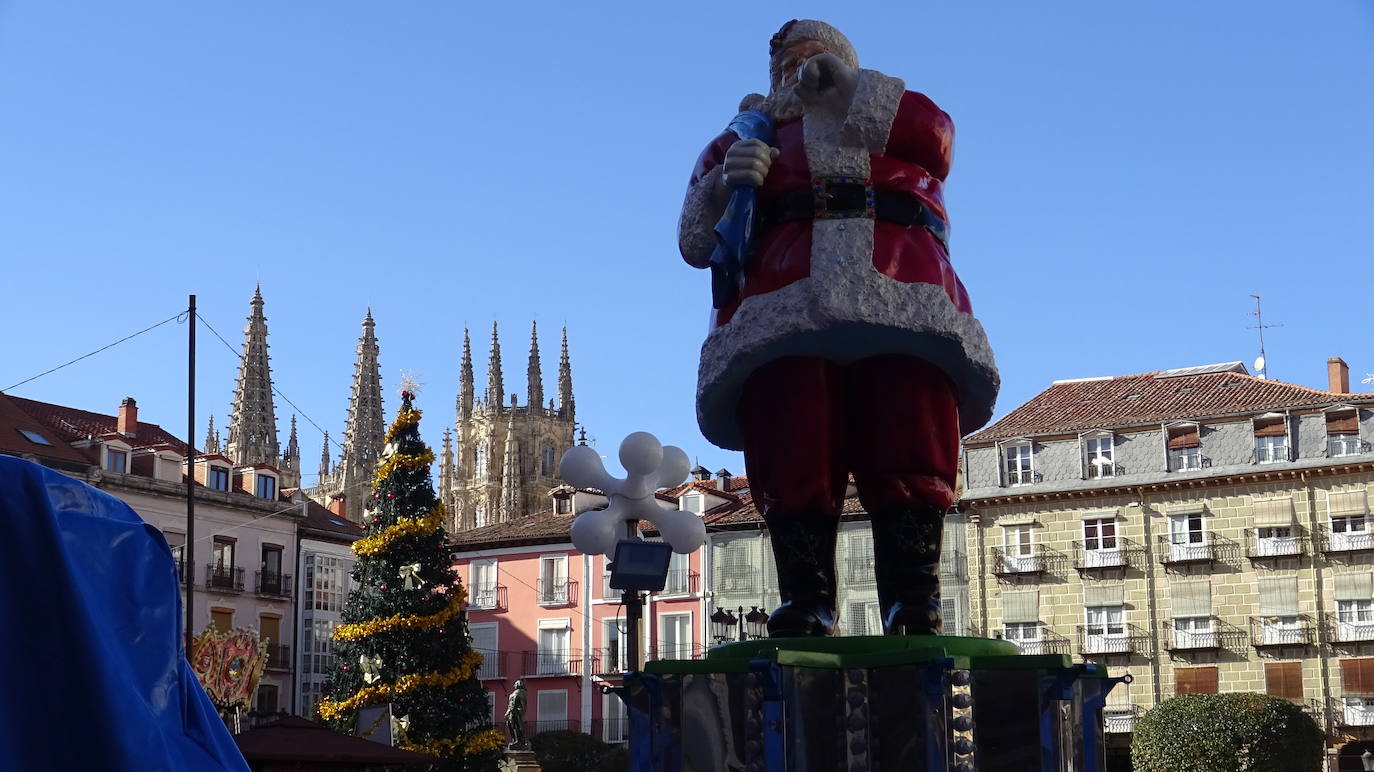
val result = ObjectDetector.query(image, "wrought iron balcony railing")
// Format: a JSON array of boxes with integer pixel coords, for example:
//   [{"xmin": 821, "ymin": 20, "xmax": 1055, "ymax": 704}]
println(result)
[
  {"xmin": 1073, "ymin": 538, "xmax": 1141, "ymax": 572},
  {"xmin": 1249, "ymin": 615, "xmax": 1313, "ymax": 647},
  {"xmin": 521, "ymin": 649, "xmax": 582, "ymax": 678},
  {"xmin": 1327, "ymin": 437, "xmax": 1371, "ymax": 458},
  {"xmin": 991, "ymin": 545, "xmax": 1048, "ymax": 576},
  {"xmin": 1324, "ymin": 612, "xmax": 1374, "ymax": 644},
  {"xmin": 659, "ymin": 569, "xmax": 700, "ymax": 596},
  {"xmin": 1102, "ymin": 705, "xmax": 1140, "ymax": 734},
  {"xmin": 1318, "ymin": 526, "xmax": 1374, "ymax": 555},
  {"xmin": 469, "ymin": 584, "xmax": 508, "ymax": 611},
  {"xmin": 592, "ymin": 646, "xmax": 630, "ymax": 675},
  {"xmin": 265, "ymin": 644, "xmax": 291, "ymax": 671},
  {"xmin": 1077, "ymin": 623, "xmax": 1149, "ymax": 656},
  {"xmin": 1333, "ymin": 697, "xmax": 1374, "ymax": 728},
  {"xmin": 255, "ymin": 571, "xmax": 292, "ymax": 598},
  {"xmin": 1005, "ymin": 470, "xmax": 1043, "ymax": 487},
  {"xmin": 536, "ymin": 578, "xmax": 578, "ymax": 606},
  {"xmin": 940, "ymin": 553, "xmax": 969, "ymax": 578},
  {"xmin": 650, "ymin": 643, "xmax": 705, "ymax": 662},
  {"xmin": 845, "ymin": 561, "xmax": 876, "ymax": 584},
  {"xmin": 1160, "ymin": 618, "xmax": 1246, "ymax": 652},
  {"xmin": 715, "ymin": 566, "xmax": 761, "ymax": 594},
  {"xmin": 474, "ymin": 648, "xmax": 504, "ymax": 680},
  {"xmin": 205, "ymin": 564, "xmax": 245, "ymax": 592},
  {"xmin": 1007, "ymin": 628, "xmax": 1071, "ymax": 656},
  {"xmin": 593, "ymin": 717, "xmax": 630, "ymax": 744},
  {"xmin": 1155, "ymin": 534, "xmax": 1218, "ymax": 566},
  {"xmin": 1245, "ymin": 530, "xmax": 1306, "ymax": 560}
]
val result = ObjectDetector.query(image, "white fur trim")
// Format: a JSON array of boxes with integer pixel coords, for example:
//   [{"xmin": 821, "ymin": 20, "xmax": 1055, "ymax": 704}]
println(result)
[{"xmin": 678, "ymin": 165, "xmax": 725, "ymax": 269}]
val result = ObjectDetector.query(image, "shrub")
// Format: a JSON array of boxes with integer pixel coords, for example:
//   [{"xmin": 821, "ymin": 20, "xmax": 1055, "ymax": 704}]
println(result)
[
  {"xmin": 594, "ymin": 744, "xmax": 629, "ymax": 772},
  {"xmin": 1132, "ymin": 693, "xmax": 1323, "ymax": 772},
  {"xmin": 529, "ymin": 730, "xmax": 614, "ymax": 772}
]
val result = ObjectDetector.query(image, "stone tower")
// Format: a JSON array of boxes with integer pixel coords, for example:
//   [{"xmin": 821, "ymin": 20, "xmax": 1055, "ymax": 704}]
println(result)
[
  {"xmin": 441, "ymin": 323, "xmax": 577, "ymax": 532},
  {"xmin": 310, "ymin": 309, "xmax": 386, "ymax": 521},
  {"xmin": 225, "ymin": 286, "xmax": 300, "ymax": 487}
]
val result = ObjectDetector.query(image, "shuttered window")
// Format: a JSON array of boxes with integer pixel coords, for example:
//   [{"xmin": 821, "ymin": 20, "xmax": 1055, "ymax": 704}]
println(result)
[
  {"xmin": 1175, "ymin": 666, "xmax": 1218, "ymax": 695},
  {"xmin": 1265, "ymin": 662, "xmax": 1304, "ymax": 702},
  {"xmin": 1330, "ymin": 490, "xmax": 1370, "ymax": 519},
  {"xmin": 1258, "ymin": 576, "xmax": 1299, "ymax": 617},
  {"xmin": 1253, "ymin": 416, "xmax": 1287, "ymax": 437},
  {"xmin": 1341, "ymin": 658, "xmax": 1374, "ymax": 694},
  {"xmin": 1253, "ymin": 497, "xmax": 1295, "ymax": 528},
  {"xmin": 1170, "ymin": 579, "xmax": 1212, "ymax": 618},
  {"xmin": 1084, "ymin": 583, "xmax": 1126, "ymax": 607},
  {"xmin": 1328, "ymin": 411, "xmax": 1359, "ymax": 435},
  {"xmin": 1003, "ymin": 590, "xmax": 1040, "ymax": 624},
  {"xmin": 1168, "ymin": 424, "xmax": 1201, "ymax": 449},
  {"xmin": 1336, "ymin": 573, "xmax": 1374, "ymax": 602}
]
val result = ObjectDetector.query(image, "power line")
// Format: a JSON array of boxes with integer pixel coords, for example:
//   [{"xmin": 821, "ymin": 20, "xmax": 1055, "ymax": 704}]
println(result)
[{"xmin": 2, "ymin": 311, "xmax": 185, "ymax": 393}]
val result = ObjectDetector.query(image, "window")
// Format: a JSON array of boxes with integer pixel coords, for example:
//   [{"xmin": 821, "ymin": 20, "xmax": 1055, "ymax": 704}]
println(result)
[
  {"xmin": 1331, "ymin": 513, "xmax": 1370, "ymax": 551},
  {"xmin": 18, "ymin": 429, "xmax": 51, "ymax": 446},
  {"xmin": 715, "ymin": 540, "xmax": 757, "ymax": 593},
  {"xmin": 210, "ymin": 608, "xmax": 234, "ymax": 632},
  {"xmin": 845, "ymin": 601, "xmax": 882, "ymax": 636},
  {"xmin": 680, "ymin": 492, "xmax": 705, "ymax": 514},
  {"xmin": 260, "ymin": 545, "xmax": 283, "ymax": 594},
  {"xmin": 1172, "ymin": 616, "xmax": 1216, "ymax": 648},
  {"xmin": 255, "ymin": 684, "xmax": 279, "ymax": 713},
  {"xmin": 659, "ymin": 613, "xmax": 693, "ymax": 660},
  {"xmin": 1004, "ymin": 443, "xmax": 1033, "ymax": 486},
  {"xmin": 474, "ymin": 502, "xmax": 489, "ymax": 529},
  {"xmin": 308, "ymin": 555, "xmax": 352, "ymax": 612},
  {"xmin": 104, "ymin": 447, "xmax": 127, "ymax": 473},
  {"xmin": 1253, "ymin": 416, "xmax": 1287, "ymax": 463},
  {"xmin": 1345, "ymin": 696, "xmax": 1374, "ymax": 727},
  {"xmin": 1167, "ymin": 511, "xmax": 1208, "ymax": 560},
  {"xmin": 212, "ymin": 537, "xmax": 235, "ymax": 568},
  {"xmin": 164, "ymin": 531, "xmax": 185, "ymax": 568},
  {"xmin": 536, "ymin": 622, "xmax": 571, "ymax": 675},
  {"xmin": 1338, "ymin": 600, "xmax": 1374, "ymax": 641},
  {"xmin": 1255, "ymin": 526, "xmax": 1297, "ymax": 556},
  {"xmin": 846, "ymin": 533, "xmax": 876, "ymax": 584},
  {"xmin": 1343, "ymin": 659, "xmax": 1374, "ymax": 725},
  {"xmin": 1166, "ymin": 423, "xmax": 1202, "ymax": 471},
  {"xmin": 1003, "ymin": 622, "xmax": 1041, "ymax": 653},
  {"xmin": 1001, "ymin": 525, "xmax": 1036, "ymax": 572},
  {"xmin": 540, "ymin": 444, "xmax": 556, "ymax": 476},
  {"xmin": 1328, "ymin": 410, "xmax": 1361, "ymax": 457},
  {"xmin": 535, "ymin": 689, "xmax": 569, "ymax": 733},
  {"xmin": 208, "ymin": 465, "xmax": 229, "ymax": 491},
  {"xmin": 555, "ymin": 496, "xmax": 572, "ymax": 515},
  {"xmin": 1264, "ymin": 662, "xmax": 1304, "ymax": 703},
  {"xmin": 255, "ymin": 474, "xmax": 276, "ymax": 499},
  {"xmin": 538, "ymin": 556, "xmax": 569, "ymax": 605},
  {"xmin": 1174, "ymin": 666, "xmax": 1218, "ymax": 695},
  {"xmin": 1081, "ymin": 517, "xmax": 1120, "ymax": 567},
  {"xmin": 603, "ymin": 618, "xmax": 628, "ymax": 671},
  {"xmin": 1084, "ymin": 435, "xmax": 1114, "ymax": 478},
  {"xmin": 662, "ymin": 551, "xmax": 692, "ymax": 595},
  {"xmin": 474, "ymin": 445, "xmax": 488, "ymax": 478},
  {"xmin": 1084, "ymin": 606, "xmax": 1127, "ymax": 653},
  {"xmin": 471, "ymin": 559, "xmax": 498, "ymax": 609},
  {"xmin": 603, "ymin": 691, "xmax": 629, "ymax": 743},
  {"xmin": 470, "ymin": 623, "xmax": 499, "ymax": 679}
]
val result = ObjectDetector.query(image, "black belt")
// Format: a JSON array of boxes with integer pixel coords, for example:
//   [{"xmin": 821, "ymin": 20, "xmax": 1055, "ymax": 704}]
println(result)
[{"xmin": 757, "ymin": 179, "xmax": 950, "ymax": 252}]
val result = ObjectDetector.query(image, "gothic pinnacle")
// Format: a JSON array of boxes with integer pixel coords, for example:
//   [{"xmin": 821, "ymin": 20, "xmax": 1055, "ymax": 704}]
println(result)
[
  {"xmin": 341, "ymin": 308, "xmax": 385, "ymax": 483},
  {"xmin": 204, "ymin": 414, "xmax": 218, "ymax": 455},
  {"xmin": 527, "ymin": 321, "xmax": 544, "ymax": 411},
  {"xmin": 486, "ymin": 321, "xmax": 504, "ymax": 411},
  {"xmin": 457, "ymin": 328, "xmax": 474, "ymax": 422},
  {"xmin": 225, "ymin": 286, "xmax": 281, "ymax": 467},
  {"xmin": 318, "ymin": 431, "xmax": 332, "ymax": 480},
  {"xmin": 557, "ymin": 326, "xmax": 574, "ymax": 420}
]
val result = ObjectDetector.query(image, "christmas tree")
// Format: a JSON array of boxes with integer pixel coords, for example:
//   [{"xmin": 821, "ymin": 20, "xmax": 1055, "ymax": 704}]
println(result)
[{"xmin": 318, "ymin": 389, "xmax": 503, "ymax": 770}]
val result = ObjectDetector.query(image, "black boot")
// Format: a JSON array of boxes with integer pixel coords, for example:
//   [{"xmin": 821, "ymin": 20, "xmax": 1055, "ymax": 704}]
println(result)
[
  {"xmin": 871, "ymin": 505, "xmax": 945, "ymax": 635},
  {"xmin": 764, "ymin": 513, "xmax": 839, "ymax": 637}
]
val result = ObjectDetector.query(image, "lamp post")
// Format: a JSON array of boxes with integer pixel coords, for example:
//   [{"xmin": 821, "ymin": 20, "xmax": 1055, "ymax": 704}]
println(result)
[{"xmin": 1361, "ymin": 749, "xmax": 1373, "ymax": 772}]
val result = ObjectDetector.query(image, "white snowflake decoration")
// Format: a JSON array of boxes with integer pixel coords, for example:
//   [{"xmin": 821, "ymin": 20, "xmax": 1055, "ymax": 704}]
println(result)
[{"xmin": 560, "ymin": 431, "xmax": 702, "ymax": 555}]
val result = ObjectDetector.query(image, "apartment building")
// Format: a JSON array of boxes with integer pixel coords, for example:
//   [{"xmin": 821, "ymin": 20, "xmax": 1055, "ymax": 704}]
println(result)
[
  {"xmin": 960, "ymin": 358, "xmax": 1374, "ymax": 769},
  {"xmin": 294, "ymin": 499, "xmax": 364, "ymax": 717}
]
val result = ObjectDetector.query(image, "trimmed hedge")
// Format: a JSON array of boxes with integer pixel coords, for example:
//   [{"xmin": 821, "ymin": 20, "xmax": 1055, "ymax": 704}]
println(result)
[{"xmin": 1131, "ymin": 693, "xmax": 1323, "ymax": 772}]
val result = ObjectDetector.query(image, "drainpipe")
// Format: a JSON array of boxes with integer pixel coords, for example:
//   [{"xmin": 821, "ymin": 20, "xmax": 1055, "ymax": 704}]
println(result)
[
  {"xmin": 1302, "ymin": 471, "xmax": 1333, "ymax": 733},
  {"xmin": 581, "ymin": 553, "xmax": 592, "ymax": 733},
  {"xmin": 1137, "ymin": 487, "xmax": 1163, "ymax": 706},
  {"xmin": 971, "ymin": 510, "xmax": 989, "ymax": 636}
]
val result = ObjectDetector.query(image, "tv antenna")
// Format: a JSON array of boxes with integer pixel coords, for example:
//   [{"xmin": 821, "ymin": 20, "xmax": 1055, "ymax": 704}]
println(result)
[{"xmin": 1248, "ymin": 295, "xmax": 1282, "ymax": 380}]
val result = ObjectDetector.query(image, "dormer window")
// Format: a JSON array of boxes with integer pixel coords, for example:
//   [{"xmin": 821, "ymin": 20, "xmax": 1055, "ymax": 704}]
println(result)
[
  {"xmin": 1253, "ymin": 415, "xmax": 1288, "ymax": 464},
  {"xmin": 104, "ymin": 447, "xmax": 128, "ymax": 473},
  {"xmin": 1082, "ymin": 432, "xmax": 1115, "ymax": 479},
  {"xmin": 255, "ymin": 474, "xmax": 277, "ymax": 500},
  {"xmin": 540, "ymin": 444, "xmax": 556, "ymax": 476},
  {"xmin": 1167, "ymin": 423, "xmax": 1203, "ymax": 471},
  {"xmin": 1327, "ymin": 409, "xmax": 1362, "ymax": 457},
  {"xmin": 1003, "ymin": 442, "xmax": 1034, "ymax": 486},
  {"xmin": 681, "ymin": 492, "xmax": 705, "ymax": 514},
  {"xmin": 208, "ymin": 466, "xmax": 230, "ymax": 491}
]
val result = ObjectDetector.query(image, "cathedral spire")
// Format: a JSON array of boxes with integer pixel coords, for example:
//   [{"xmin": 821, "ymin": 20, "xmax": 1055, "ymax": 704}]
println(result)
[
  {"xmin": 338, "ymin": 309, "xmax": 385, "ymax": 519},
  {"xmin": 457, "ymin": 328, "xmax": 474, "ymax": 422},
  {"xmin": 486, "ymin": 322, "xmax": 504, "ymax": 411},
  {"xmin": 499, "ymin": 414, "xmax": 523, "ymax": 521},
  {"xmin": 557, "ymin": 326, "xmax": 574, "ymax": 420},
  {"xmin": 318, "ymin": 431, "xmax": 332, "ymax": 481},
  {"xmin": 204, "ymin": 414, "xmax": 219, "ymax": 455},
  {"xmin": 439, "ymin": 428, "xmax": 455, "ymax": 524},
  {"xmin": 527, "ymin": 321, "xmax": 544, "ymax": 411},
  {"xmin": 225, "ymin": 285, "xmax": 281, "ymax": 467}
]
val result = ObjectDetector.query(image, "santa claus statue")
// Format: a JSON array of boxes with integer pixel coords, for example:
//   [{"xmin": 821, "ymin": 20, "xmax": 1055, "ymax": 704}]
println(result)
[{"xmin": 679, "ymin": 19, "xmax": 998, "ymax": 637}]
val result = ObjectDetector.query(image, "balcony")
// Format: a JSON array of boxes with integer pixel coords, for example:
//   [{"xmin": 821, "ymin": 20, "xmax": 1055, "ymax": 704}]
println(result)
[
  {"xmin": 1335, "ymin": 697, "xmax": 1374, "ymax": 728},
  {"xmin": 469, "ymin": 584, "xmax": 508, "ymax": 611},
  {"xmin": 600, "ymin": 574, "xmax": 619, "ymax": 601},
  {"xmin": 1160, "ymin": 618, "xmax": 1246, "ymax": 653},
  {"xmin": 992, "ymin": 545, "xmax": 1048, "ymax": 577},
  {"xmin": 1249, "ymin": 615, "xmax": 1313, "ymax": 648},
  {"xmin": 1319, "ymin": 527, "xmax": 1374, "ymax": 555},
  {"xmin": 474, "ymin": 648, "xmax": 504, "ymax": 680},
  {"xmin": 659, "ymin": 569, "xmax": 699, "ymax": 596},
  {"xmin": 1245, "ymin": 531, "xmax": 1306, "ymax": 561},
  {"xmin": 1102, "ymin": 706, "xmax": 1140, "ymax": 734},
  {"xmin": 592, "ymin": 646, "xmax": 630, "ymax": 676},
  {"xmin": 845, "ymin": 561, "xmax": 876, "ymax": 585},
  {"xmin": 1324, "ymin": 613, "xmax": 1374, "ymax": 644},
  {"xmin": 1005, "ymin": 470, "xmax": 1043, "ymax": 487},
  {"xmin": 1073, "ymin": 538, "xmax": 1141, "ymax": 573},
  {"xmin": 205, "ymin": 564, "xmax": 245, "ymax": 593},
  {"xmin": 1328, "ymin": 437, "xmax": 1371, "ymax": 458},
  {"xmin": 1077, "ymin": 624, "xmax": 1149, "ymax": 656},
  {"xmin": 265, "ymin": 644, "xmax": 291, "ymax": 671},
  {"xmin": 536, "ymin": 578, "xmax": 578, "ymax": 606},
  {"xmin": 175, "ymin": 559, "xmax": 188, "ymax": 585},
  {"xmin": 715, "ymin": 566, "xmax": 761, "ymax": 595},
  {"xmin": 521, "ymin": 649, "xmax": 582, "ymax": 678},
  {"xmin": 255, "ymin": 571, "xmax": 292, "ymax": 598},
  {"xmin": 1156, "ymin": 535, "xmax": 1218, "ymax": 567},
  {"xmin": 1008, "ymin": 628, "xmax": 1071, "ymax": 656},
  {"xmin": 650, "ymin": 643, "xmax": 705, "ymax": 662}
]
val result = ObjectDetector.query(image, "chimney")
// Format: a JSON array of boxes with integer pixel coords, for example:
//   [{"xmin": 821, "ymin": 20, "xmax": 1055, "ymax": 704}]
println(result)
[
  {"xmin": 328, "ymin": 495, "xmax": 346, "ymax": 518},
  {"xmin": 716, "ymin": 468, "xmax": 733, "ymax": 490},
  {"xmin": 117, "ymin": 397, "xmax": 138, "ymax": 437},
  {"xmin": 1328, "ymin": 357, "xmax": 1350, "ymax": 394},
  {"xmin": 690, "ymin": 465, "xmax": 711, "ymax": 483}
]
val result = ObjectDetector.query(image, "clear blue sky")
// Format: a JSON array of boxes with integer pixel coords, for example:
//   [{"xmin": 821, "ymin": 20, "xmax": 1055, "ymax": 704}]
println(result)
[{"xmin": 3, "ymin": 1, "xmax": 1372, "ymax": 485}]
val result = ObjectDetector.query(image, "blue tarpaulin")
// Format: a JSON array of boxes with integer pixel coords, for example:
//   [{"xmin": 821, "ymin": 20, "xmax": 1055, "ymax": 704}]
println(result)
[{"xmin": 0, "ymin": 456, "xmax": 250, "ymax": 771}]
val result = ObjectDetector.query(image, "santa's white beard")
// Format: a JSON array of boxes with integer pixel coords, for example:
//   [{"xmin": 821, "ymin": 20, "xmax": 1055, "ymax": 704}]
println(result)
[{"xmin": 757, "ymin": 86, "xmax": 804, "ymax": 122}]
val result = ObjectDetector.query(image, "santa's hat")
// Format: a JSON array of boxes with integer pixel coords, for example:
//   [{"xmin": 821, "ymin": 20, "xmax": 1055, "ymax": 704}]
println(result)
[{"xmin": 769, "ymin": 19, "xmax": 859, "ymax": 70}]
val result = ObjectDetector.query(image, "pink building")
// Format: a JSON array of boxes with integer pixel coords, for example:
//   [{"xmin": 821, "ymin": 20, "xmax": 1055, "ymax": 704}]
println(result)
[{"xmin": 449, "ymin": 473, "xmax": 740, "ymax": 746}]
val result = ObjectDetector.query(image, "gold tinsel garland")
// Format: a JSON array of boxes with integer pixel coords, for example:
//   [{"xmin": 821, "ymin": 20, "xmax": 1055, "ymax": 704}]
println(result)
[
  {"xmin": 372, "ymin": 447, "xmax": 436, "ymax": 488},
  {"xmin": 384, "ymin": 408, "xmax": 422, "ymax": 443},
  {"xmin": 333, "ymin": 588, "xmax": 467, "ymax": 642},
  {"xmin": 352, "ymin": 503, "xmax": 445, "ymax": 557},
  {"xmin": 402, "ymin": 727, "xmax": 507, "ymax": 757},
  {"xmin": 315, "ymin": 649, "xmax": 485, "ymax": 720}
]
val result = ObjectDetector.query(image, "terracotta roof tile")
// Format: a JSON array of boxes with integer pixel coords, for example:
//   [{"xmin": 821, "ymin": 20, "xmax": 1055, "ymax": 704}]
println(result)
[
  {"xmin": 0, "ymin": 394, "xmax": 96, "ymax": 465},
  {"xmin": 966, "ymin": 366, "xmax": 1370, "ymax": 443},
  {"xmin": 8, "ymin": 395, "xmax": 188, "ymax": 452},
  {"xmin": 449, "ymin": 508, "xmax": 574, "ymax": 549}
]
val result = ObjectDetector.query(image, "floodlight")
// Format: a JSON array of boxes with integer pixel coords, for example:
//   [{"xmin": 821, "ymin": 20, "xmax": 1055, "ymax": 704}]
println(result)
[{"xmin": 607, "ymin": 539, "xmax": 673, "ymax": 592}]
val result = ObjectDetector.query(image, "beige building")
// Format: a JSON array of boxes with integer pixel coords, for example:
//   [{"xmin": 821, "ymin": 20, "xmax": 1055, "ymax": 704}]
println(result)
[{"xmin": 961, "ymin": 358, "xmax": 1374, "ymax": 768}]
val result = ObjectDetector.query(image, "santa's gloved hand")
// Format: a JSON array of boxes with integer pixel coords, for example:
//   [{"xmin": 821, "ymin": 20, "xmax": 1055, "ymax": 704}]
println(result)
[
  {"xmin": 796, "ymin": 52, "xmax": 857, "ymax": 113},
  {"xmin": 721, "ymin": 138, "xmax": 779, "ymax": 190}
]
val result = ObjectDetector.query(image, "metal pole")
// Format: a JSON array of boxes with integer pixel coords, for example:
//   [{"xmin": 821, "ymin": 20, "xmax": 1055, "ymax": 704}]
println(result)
[
  {"xmin": 738, "ymin": 606, "xmax": 746, "ymax": 642},
  {"xmin": 622, "ymin": 519, "xmax": 642, "ymax": 670},
  {"xmin": 185, "ymin": 294, "xmax": 196, "ymax": 652}
]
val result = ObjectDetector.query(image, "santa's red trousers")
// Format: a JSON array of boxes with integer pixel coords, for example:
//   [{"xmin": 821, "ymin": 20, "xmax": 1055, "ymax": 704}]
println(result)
[{"xmin": 738, "ymin": 355, "xmax": 961, "ymax": 518}]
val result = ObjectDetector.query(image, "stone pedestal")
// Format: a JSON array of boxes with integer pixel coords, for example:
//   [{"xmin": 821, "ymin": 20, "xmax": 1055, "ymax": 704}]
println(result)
[
  {"xmin": 502, "ymin": 748, "xmax": 539, "ymax": 772},
  {"xmin": 624, "ymin": 635, "xmax": 1127, "ymax": 772}
]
